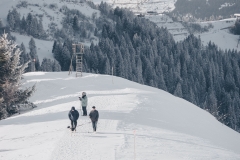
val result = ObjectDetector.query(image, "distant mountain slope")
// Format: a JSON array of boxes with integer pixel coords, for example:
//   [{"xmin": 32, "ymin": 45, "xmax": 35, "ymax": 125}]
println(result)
[
  {"xmin": 0, "ymin": 0, "xmax": 100, "ymax": 62},
  {"xmin": 11, "ymin": 32, "xmax": 54, "ymax": 63},
  {"xmin": 0, "ymin": 72, "xmax": 240, "ymax": 160},
  {"xmin": 173, "ymin": 0, "xmax": 240, "ymax": 19},
  {"xmin": 195, "ymin": 18, "xmax": 240, "ymax": 52},
  {"xmin": 93, "ymin": 0, "xmax": 175, "ymax": 13},
  {"xmin": 0, "ymin": 0, "xmax": 100, "ymax": 37}
]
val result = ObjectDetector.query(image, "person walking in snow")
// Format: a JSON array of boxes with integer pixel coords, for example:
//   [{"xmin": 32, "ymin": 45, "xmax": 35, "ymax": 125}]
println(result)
[
  {"xmin": 68, "ymin": 106, "xmax": 79, "ymax": 131},
  {"xmin": 79, "ymin": 92, "xmax": 88, "ymax": 116},
  {"xmin": 89, "ymin": 106, "xmax": 99, "ymax": 133}
]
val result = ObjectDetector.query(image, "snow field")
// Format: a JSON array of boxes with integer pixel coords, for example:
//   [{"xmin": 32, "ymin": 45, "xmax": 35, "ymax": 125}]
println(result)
[
  {"xmin": 0, "ymin": 120, "xmax": 68, "ymax": 160},
  {"xmin": 92, "ymin": 0, "xmax": 175, "ymax": 13},
  {"xmin": 145, "ymin": 14, "xmax": 188, "ymax": 41},
  {"xmin": 117, "ymin": 123, "xmax": 240, "ymax": 160},
  {"xmin": 51, "ymin": 119, "xmax": 123, "ymax": 160},
  {"xmin": 195, "ymin": 18, "xmax": 240, "ymax": 52},
  {"xmin": 1, "ymin": 72, "xmax": 240, "ymax": 160},
  {"xmin": 11, "ymin": 32, "xmax": 54, "ymax": 63}
]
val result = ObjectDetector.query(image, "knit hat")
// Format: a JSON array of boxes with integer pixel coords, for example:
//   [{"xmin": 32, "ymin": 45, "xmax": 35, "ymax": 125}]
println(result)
[{"xmin": 71, "ymin": 106, "xmax": 75, "ymax": 110}]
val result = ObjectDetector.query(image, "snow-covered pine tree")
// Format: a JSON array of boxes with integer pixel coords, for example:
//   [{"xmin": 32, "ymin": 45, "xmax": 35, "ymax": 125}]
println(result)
[
  {"xmin": 29, "ymin": 38, "xmax": 40, "ymax": 71},
  {"xmin": 20, "ymin": 16, "xmax": 27, "ymax": 34},
  {"xmin": 0, "ymin": 19, "xmax": 3, "ymax": 28},
  {"xmin": 0, "ymin": 33, "xmax": 35, "ymax": 119},
  {"xmin": 52, "ymin": 60, "xmax": 61, "ymax": 71},
  {"xmin": 41, "ymin": 58, "xmax": 52, "ymax": 72}
]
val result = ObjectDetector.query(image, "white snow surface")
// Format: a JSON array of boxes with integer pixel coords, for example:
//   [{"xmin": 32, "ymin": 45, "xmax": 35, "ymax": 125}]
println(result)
[
  {"xmin": 11, "ymin": 32, "xmax": 54, "ymax": 63},
  {"xmin": 93, "ymin": 0, "xmax": 175, "ymax": 13},
  {"xmin": 0, "ymin": 72, "xmax": 240, "ymax": 160},
  {"xmin": 145, "ymin": 14, "xmax": 188, "ymax": 42},
  {"xmin": 195, "ymin": 18, "xmax": 240, "ymax": 52},
  {"xmin": 219, "ymin": 3, "xmax": 235, "ymax": 10}
]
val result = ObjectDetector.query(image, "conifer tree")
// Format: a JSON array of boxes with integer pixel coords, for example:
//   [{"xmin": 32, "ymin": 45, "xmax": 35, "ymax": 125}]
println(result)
[
  {"xmin": 0, "ymin": 20, "xmax": 3, "ymax": 28},
  {"xmin": 41, "ymin": 58, "xmax": 52, "ymax": 72},
  {"xmin": 28, "ymin": 38, "xmax": 40, "ymax": 71},
  {"xmin": 21, "ymin": 16, "xmax": 27, "ymax": 33},
  {"xmin": 52, "ymin": 60, "xmax": 61, "ymax": 72},
  {"xmin": 0, "ymin": 33, "xmax": 35, "ymax": 119}
]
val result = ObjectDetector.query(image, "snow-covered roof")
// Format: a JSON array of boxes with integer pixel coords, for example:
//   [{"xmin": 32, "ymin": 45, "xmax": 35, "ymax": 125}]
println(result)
[{"xmin": 234, "ymin": 14, "xmax": 240, "ymax": 17}]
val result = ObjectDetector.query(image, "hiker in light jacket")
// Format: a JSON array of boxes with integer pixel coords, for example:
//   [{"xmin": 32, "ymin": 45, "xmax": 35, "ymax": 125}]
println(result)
[{"xmin": 79, "ymin": 92, "xmax": 88, "ymax": 116}]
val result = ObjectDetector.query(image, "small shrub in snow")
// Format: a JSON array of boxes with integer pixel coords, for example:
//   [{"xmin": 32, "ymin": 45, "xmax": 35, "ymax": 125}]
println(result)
[
  {"xmin": 34, "ymin": 4, "xmax": 40, "ymax": 7},
  {"xmin": 10, "ymin": 102, "xmax": 37, "ymax": 115},
  {"xmin": 16, "ymin": 1, "xmax": 28, "ymax": 8},
  {"xmin": 49, "ymin": 3, "xmax": 58, "ymax": 10}
]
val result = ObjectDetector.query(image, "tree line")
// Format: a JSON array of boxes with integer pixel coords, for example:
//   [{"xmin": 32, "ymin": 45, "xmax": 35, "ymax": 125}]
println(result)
[
  {"xmin": 7, "ymin": 9, "xmax": 47, "ymax": 39},
  {"xmin": 19, "ymin": 38, "xmax": 61, "ymax": 72},
  {"xmin": 231, "ymin": 19, "xmax": 240, "ymax": 35}
]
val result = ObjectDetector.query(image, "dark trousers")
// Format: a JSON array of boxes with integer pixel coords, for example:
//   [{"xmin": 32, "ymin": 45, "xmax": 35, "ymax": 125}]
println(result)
[
  {"xmin": 82, "ymin": 106, "xmax": 87, "ymax": 115},
  {"xmin": 71, "ymin": 120, "xmax": 77, "ymax": 131},
  {"xmin": 92, "ymin": 121, "xmax": 98, "ymax": 131}
]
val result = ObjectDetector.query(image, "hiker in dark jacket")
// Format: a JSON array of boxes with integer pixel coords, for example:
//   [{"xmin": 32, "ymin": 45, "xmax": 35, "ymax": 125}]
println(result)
[
  {"xmin": 89, "ymin": 106, "xmax": 99, "ymax": 132},
  {"xmin": 68, "ymin": 106, "xmax": 79, "ymax": 131}
]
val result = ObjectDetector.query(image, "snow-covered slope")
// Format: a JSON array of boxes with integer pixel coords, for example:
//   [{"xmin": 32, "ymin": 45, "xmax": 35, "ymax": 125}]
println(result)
[
  {"xmin": 0, "ymin": 72, "xmax": 240, "ymax": 160},
  {"xmin": 93, "ymin": 0, "xmax": 240, "ymax": 51},
  {"xmin": 145, "ymin": 14, "xmax": 188, "ymax": 42},
  {"xmin": 93, "ymin": 0, "xmax": 175, "ymax": 13},
  {"xmin": 195, "ymin": 18, "xmax": 240, "ymax": 52},
  {"xmin": 11, "ymin": 32, "xmax": 54, "ymax": 63},
  {"xmin": 0, "ymin": 0, "xmax": 100, "ymax": 62},
  {"xmin": 0, "ymin": 0, "xmax": 99, "ymax": 30}
]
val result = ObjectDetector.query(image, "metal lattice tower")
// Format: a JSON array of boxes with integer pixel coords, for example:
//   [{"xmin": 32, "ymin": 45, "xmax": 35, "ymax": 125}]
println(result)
[{"xmin": 69, "ymin": 43, "xmax": 84, "ymax": 77}]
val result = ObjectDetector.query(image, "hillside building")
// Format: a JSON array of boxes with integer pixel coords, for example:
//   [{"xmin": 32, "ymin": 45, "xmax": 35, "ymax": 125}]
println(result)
[{"xmin": 234, "ymin": 14, "xmax": 240, "ymax": 19}]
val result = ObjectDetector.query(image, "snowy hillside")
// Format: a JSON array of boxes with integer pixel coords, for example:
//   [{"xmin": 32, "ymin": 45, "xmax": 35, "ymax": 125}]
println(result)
[
  {"xmin": 93, "ymin": 0, "xmax": 175, "ymax": 13},
  {"xmin": 92, "ymin": 0, "xmax": 240, "ymax": 51},
  {"xmin": 144, "ymin": 14, "xmax": 188, "ymax": 42},
  {"xmin": 0, "ymin": 0, "xmax": 99, "ymax": 30},
  {"xmin": 92, "ymin": 0, "xmax": 188, "ymax": 41},
  {"xmin": 11, "ymin": 32, "xmax": 54, "ymax": 63},
  {"xmin": 195, "ymin": 18, "xmax": 240, "ymax": 52},
  {"xmin": 0, "ymin": 72, "xmax": 240, "ymax": 160},
  {"xmin": 0, "ymin": 0, "xmax": 100, "ymax": 62}
]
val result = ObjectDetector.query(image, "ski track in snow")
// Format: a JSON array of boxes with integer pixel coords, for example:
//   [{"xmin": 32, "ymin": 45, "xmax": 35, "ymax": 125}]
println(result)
[{"xmin": 51, "ymin": 119, "xmax": 123, "ymax": 160}]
